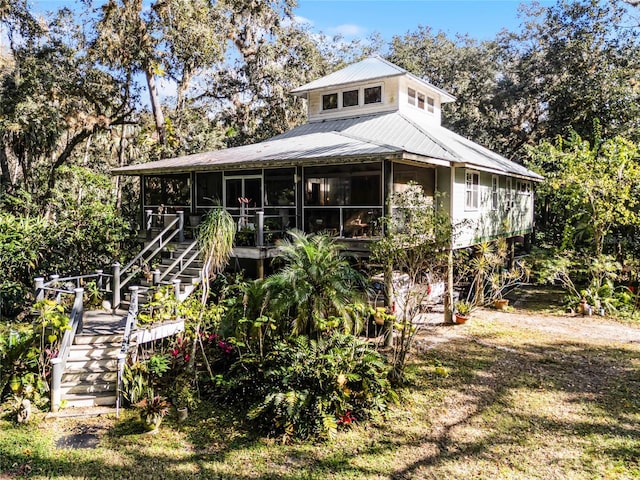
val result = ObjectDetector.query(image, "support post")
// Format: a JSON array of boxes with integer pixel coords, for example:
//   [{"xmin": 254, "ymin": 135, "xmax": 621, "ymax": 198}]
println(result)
[
  {"xmin": 50, "ymin": 275, "xmax": 60, "ymax": 303},
  {"xmin": 178, "ymin": 210, "xmax": 185, "ymax": 243},
  {"xmin": 173, "ymin": 279, "xmax": 181, "ymax": 303},
  {"xmin": 256, "ymin": 211, "xmax": 264, "ymax": 247},
  {"xmin": 74, "ymin": 287, "xmax": 84, "ymax": 334},
  {"xmin": 112, "ymin": 262, "xmax": 121, "ymax": 311},
  {"xmin": 145, "ymin": 209, "xmax": 153, "ymax": 239},
  {"xmin": 257, "ymin": 259, "xmax": 265, "ymax": 279},
  {"xmin": 34, "ymin": 277, "xmax": 45, "ymax": 302},
  {"xmin": 50, "ymin": 358, "xmax": 62, "ymax": 412},
  {"xmin": 96, "ymin": 270, "xmax": 104, "ymax": 290},
  {"xmin": 444, "ymin": 248, "xmax": 454, "ymax": 324},
  {"xmin": 153, "ymin": 269, "xmax": 161, "ymax": 285}
]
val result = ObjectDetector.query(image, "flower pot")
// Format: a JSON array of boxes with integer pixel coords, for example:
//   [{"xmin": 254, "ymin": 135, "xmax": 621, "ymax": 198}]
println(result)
[
  {"xmin": 454, "ymin": 313, "xmax": 468, "ymax": 324},
  {"xmin": 494, "ymin": 299, "xmax": 509, "ymax": 310},
  {"xmin": 177, "ymin": 407, "xmax": 189, "ymax": 422}
]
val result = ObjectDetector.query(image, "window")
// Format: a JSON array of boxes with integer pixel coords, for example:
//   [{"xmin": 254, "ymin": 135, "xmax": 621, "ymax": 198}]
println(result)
[
  {"xmin": 196, "ymin": 172, "xmax": 222, "ymax": 206},
  {"xmin": 491, "ymin": 176, "xmax": 498, "ymax": 210},
  {"xmin": 144, "ymin": 174, "xmax": 190, "ymax": 207},
  {"xmin": 408, "ymin": 88, "xmax": 416, "ymax": 106},
  {"xmin": 364, "ymin": 86, "xmax": 382, "ymax": 104},
  {"xmin": 343, "ymin": 89, "xmax": 358, "ymax": 107},
  {"xmin": 417, "ymin": 92, "xmax": 425, "ymax": 109},
  {"xmin": 427, "ymin": 96, "xmax": 435, "ymax": 114},
  {"xmin": 516, "ymin": 180, "xmax": 531, "ymax": 195},
  {"xmin": 465, "ymin": 171, "xmax": 479, "ymax": 210},
  {"xmin": 305, "ymin": 164, "xmax": 381, "ymax": 207},
  {"xmin": 322, "ymin": 93, "xmax": 338, "ymax": 110}
]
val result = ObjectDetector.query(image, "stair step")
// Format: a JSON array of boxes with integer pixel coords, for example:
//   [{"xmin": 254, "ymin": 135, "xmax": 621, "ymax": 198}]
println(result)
[
  {"xmin": 65, "ymin": 358, "xmax": 118, "ymax": 373},
  {"xmin": 68, "ymin": 346, "xmax": 122, "ymax": 361},
  {"xmin": 74, "ymin": 334, "xmax": 123, "ymax": 345},
  {"xmin": 61, "ymin": 371, "xmax": 119, "ymax": 384},
  {"xmin": 60, "ymin": 381, "xmax": 116, "ymax": 396},
  {"xmin": 61, "ymin": 393, "xmax": 117, "ymax": 408}
]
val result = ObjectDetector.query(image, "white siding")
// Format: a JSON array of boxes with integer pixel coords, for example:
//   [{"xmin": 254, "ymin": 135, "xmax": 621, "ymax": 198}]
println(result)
[
  {"xmin": 451, "ymin": 168, "xmax": 534, "ymax": 248},
  {"xmin": 397, "ymin": 77, "xmax": 443, "ymax": 126}
]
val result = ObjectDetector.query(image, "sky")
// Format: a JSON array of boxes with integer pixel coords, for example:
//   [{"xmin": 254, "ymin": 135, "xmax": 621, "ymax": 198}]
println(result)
[
  {"xmin": 26, "ymin": 0, "xmax": 557, "ymax": 43},
  {"xmin": 294, "ymin": 0, "xmax": 555, "ymax": 43}
]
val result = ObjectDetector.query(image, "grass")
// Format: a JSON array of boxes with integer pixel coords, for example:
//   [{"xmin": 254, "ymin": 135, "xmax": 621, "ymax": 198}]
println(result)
[{"xmin": 2, "ymin": 309, "xmax": 640, "ymax": 479}]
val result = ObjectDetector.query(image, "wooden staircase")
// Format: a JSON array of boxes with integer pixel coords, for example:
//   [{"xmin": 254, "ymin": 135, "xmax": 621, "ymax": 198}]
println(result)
[{"xmin": 58, "ymin": 310, "xmax": 129, "ymax": 408}]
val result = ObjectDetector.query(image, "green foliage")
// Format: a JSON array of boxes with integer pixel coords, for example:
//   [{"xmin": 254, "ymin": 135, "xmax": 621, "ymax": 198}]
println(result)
[
  {"xmin": 527, "ymin": 128, "xmax": 640, "ymax": 257},
  {"xmin": 264, "ymin": 230, "xmax": 365, "ymax": 337},
  {"xmin": 0, "ymin": 299, "xmax": 71, "ymax": 406},
  {"xmin": 372, "ymin": 184, "xmax": 452, "ymax": 383},
  {"xmin": 137, "ymin": 286, "xmax": 178, "ymax": 325},
  {"xmin": 220, "ymin": 332, "xmax": 396, "ymax": 442}
]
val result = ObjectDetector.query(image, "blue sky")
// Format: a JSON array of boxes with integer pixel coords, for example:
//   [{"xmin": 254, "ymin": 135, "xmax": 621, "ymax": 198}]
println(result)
[
  {"xmin": 27, "ymin": 0, "xmax": 556, "ymax": 42},
  {"xmin": 295, "ymin": 0, "xmax": 555, "ymax": 42}
]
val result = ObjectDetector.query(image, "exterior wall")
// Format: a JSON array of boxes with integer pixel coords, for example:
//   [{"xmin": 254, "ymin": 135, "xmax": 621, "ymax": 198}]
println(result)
[
  {"xmin": 451, "ymin": 167, "xmax": 534, "ymax": 249},
  {"xmin": 397, "ymin": 76, "xmax": 443, "ymax": 126},
  {"xmin": 306, "ymin": 77, "xmax": 399, "ymax": 122}
]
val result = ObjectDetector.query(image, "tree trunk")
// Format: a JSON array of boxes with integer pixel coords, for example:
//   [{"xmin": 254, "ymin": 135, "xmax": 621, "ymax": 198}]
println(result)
[
  {"xmin": 0, "ymin": 144, "xmax": 11, "ymax": 191},
  {"xmin": 145, "ymin": 67, "xmax": 166, "ymax": 146}
]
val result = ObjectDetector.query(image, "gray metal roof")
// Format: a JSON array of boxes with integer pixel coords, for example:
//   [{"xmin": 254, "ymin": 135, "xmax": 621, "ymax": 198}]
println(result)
[
  {"xmin": 114, "ymin": 110, "xmax": 543, "ymax": 181},
  {"xmin": 290, "ymin": 56, "xmax": 456, "ymax": 103}
]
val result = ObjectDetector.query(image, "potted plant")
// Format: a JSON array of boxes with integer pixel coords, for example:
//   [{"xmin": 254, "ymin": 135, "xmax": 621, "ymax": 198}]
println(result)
[
  {"xmin": 454, "ymin": 300, "xmax": 473, "ymax": 324},
  {"xmin": 137, "ymin": 395, "xmax": 170, "ymax": 432},
  {"xmin": 171, "ymin": 377, "xmax": 197, "ymax": 422}
]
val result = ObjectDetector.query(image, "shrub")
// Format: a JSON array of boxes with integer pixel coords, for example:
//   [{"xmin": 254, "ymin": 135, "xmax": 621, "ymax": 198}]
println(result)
[{"xmin": 217, "ymin": 332, "xmax": 396, "ymax": 442}]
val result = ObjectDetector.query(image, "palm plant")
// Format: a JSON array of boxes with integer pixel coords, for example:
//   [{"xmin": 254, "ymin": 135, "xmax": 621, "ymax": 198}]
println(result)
[
  {"xmin": 265, "ymin": 230, "xmax": 365, "ymax": 336},
  {"xmin": 188, "ymin": 207, "xmax": 235, "ymax": 370}
]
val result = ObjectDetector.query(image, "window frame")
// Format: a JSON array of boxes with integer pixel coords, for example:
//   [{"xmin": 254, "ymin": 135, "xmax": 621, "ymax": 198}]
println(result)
[
  {"xmin": 364, "ymin": 85, "xmax": 382, "ymax": 105},
  {"xmin": 342, "ymin": 89, "xmax": 359, "ymax": 108},
  {"xmin": 491, "ymin": 175, "xmax": 499, "ymax": 211},
  {"xmin": 322, "ymin": 92, "xmax": 338, "ymax": 110},
  {"xmin": 465, "ymin": 170, "xmax": 480, "ymax": 211}
]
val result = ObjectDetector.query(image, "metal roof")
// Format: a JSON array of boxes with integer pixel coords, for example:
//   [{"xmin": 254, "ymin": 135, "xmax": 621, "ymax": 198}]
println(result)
[
  {"xmin": 290, "ymin": 56, "xmax": 456, "ymax": 103},
  {"xmin": 114, "ymin": 111, "xmax": 543, "ymax": 181}
]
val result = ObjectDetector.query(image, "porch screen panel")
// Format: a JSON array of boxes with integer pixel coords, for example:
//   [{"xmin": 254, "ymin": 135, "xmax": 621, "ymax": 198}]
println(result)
[
  {"xmin": 393, "ymin": 163, "xmax": 435, "ymax": 197},
  {"xmin": 196, "ymin": 172, "xmax": 223, "ymax": 207},
  {"xmin": 143, "ymin": 174, "xmax": 190, "ymax": 208},
  {"xmin": 304, "ymin": 164, "xmax": 381, "ymax": 206}
]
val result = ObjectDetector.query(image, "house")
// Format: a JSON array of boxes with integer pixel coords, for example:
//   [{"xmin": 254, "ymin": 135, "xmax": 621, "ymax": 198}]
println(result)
[{"xmin": 114, "ymin": 56, "xmax": 542, "ymax": 273}]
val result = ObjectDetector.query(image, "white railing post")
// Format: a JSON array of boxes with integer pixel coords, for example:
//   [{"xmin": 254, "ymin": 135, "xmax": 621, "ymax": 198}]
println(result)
[
  {"xmin": 178, "ymin": 211, "xmax": 185, "ymax": 243},
  {"xmin": 50, "ymin": 275, "xmax": 60, "ymax": 303},
  {"xmin": 173, "ymin": 279, "xmax": 181, "ymax": 303},
  {"xmin": 34, "ymin": 277, "xmax": 45, "ymax": 302},
  {"xmin": 153, "ymin": 269, "xmax": 161, "ymax": 285},
  {"xmin": 112, "ymin": 262, "xmax": 121, "ymax": 311},
  {"xmin": 145, "ymin": 209, "xmax": 153, "ymax": 239},
  {"xmin": 96, "ymin": 270, "xmax": 103, "ymax": 290},
  {"xmin": 256, "ymin": 211, "xmax": 264, "ymax": 247}
]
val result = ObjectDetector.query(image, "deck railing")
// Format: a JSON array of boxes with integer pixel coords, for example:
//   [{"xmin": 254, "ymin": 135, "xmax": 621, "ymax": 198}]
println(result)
[
  {"xmin": 116, "ymin": 286, "xmax": 139, "ymax": 418},
  {"xmin": 49, "ymin": 287, "xmax": 84, "ymax": 412}
]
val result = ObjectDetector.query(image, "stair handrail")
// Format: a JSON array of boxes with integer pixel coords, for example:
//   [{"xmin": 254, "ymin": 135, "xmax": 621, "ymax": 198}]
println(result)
[
  {"xmin": 157, "ymin": 240, "xmax": 201, "ymax": 284},
  {"xmin": 118, "ymin": 215, "xmax": 181, "ymax": 293},
  {"xmin": 116, "ymin": 286, "xmax": 140, "ymax": 418},
  {"xmin": 35, "ymin": 271, "xmax": 112, "ymax": 303},
  {"xmin": 50, "ymin": 287, "xmax": 84, "ymax": 412}
]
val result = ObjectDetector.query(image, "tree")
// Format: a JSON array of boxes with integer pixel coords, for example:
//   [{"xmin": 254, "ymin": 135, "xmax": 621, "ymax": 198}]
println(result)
[
  {"xmin": 387, "ymin": 0, "xmax": 640, "ymax": 158},
  {"xmin": 0, "ymin": 8, "xmax": 132, "ymax": 204},
  {"xmin": 265, "ymin": 230, "xmax": 364, "ymax": 337},
  {"xmin": 526, "ymin": 125, "xmax": 640, "ymax": 257},
  {"xmin": 371, "ymin": 184, "xmax": 452, "ymax": 384}
]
